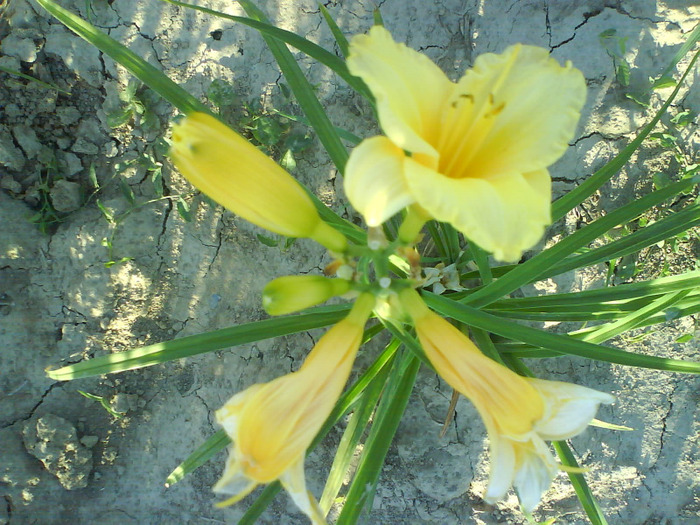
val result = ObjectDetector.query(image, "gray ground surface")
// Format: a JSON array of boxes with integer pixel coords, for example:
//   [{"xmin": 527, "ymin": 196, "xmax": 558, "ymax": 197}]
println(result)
[{"xmin": 1, "ymin": 0, "xmax": 699, "ymax": 523}]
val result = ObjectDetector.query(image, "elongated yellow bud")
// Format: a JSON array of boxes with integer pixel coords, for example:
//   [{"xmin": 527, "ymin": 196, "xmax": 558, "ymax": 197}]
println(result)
[
  {"xmin": 170, "ymin": 112, "xmax": 347, "ymax": 252},
  {"xmin": 398, "ymin": 288, "xmax": 614, "ymax": 512},
  {"xmin": 213, "ymin": 294, "xmax": 375, "ymax": 524},
  {"xmin": 263, "ymin": 275, "xmax": 351, "ymax": 316}
]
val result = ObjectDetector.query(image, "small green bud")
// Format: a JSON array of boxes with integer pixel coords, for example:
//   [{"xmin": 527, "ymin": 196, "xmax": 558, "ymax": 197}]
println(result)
[{"xmin": 262, "ymin": 275, "xmax": 351, "ymax": 316}]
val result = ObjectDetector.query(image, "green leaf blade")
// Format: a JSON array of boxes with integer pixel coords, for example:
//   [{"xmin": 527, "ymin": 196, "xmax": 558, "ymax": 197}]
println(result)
[
  {"xmin": 465, "ymin": 176, "xmax": 700, "ymax": 309},
  {"xmin": 35, "ymin": 0, "xmax": 208, "ymax": 115},
  {"xmin": 425, "ymin": 292, "xmax": 700, "ymax": 374},
  {"xmin": 47, "ymin": 307, "xmax": 350, "ymax": 380}
]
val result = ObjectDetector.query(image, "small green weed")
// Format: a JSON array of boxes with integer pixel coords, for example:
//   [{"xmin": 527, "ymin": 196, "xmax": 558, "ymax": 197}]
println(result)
[
  {"xmin": 206, "ymin": 79, "xmax": 314, "ymax": 169},
  {"xmin": 599, "ymin": 28, "xmax": 631, "ymax": 87},
  {"xmin": 106, "ymin": 78, "xmax": 162, "ymax": 132},
  {"xmin": 78, "ymin": 390, "xmax": 124, "ymax": 419}
]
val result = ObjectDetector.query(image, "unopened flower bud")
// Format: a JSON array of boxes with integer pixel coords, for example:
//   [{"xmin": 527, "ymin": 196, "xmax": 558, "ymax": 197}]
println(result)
[
  {"xmin": 170, "ymin": 112, "xmax": 347, "ymax": 252},
  {"xmin": 263, "ymin": 275, "xmax": 351, "ymax": 316}
]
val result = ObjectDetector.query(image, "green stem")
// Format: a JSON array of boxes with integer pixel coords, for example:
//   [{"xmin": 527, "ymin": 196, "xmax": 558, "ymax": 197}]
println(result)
[{"xmin": 398, "ymin": 205, "xmax": 429, "ymax": 244}]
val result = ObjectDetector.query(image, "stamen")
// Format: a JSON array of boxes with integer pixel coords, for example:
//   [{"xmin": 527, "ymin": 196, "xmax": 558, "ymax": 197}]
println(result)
[{"xmin": 440, "ymin": 45, "xmax": 521, "ymax": 179}]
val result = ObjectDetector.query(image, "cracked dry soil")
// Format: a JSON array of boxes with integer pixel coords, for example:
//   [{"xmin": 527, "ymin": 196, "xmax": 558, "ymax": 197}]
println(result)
[{"xmin": 1, "ymin": 0, "xmax": 700, "ymax": 524}]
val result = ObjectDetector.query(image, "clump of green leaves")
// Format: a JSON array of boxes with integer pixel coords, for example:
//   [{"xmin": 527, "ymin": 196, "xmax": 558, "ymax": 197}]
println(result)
[
  {"xmin": 106, "ymin": 79, "xmax": 162, "ymax": 132},
  {"xmin": 649, "ymin": 108, "xmax": 698, "ymax": 168},
  {"xmin": 207, "ymin": 79, "xmax": 314, "ymax": 172},
  {"xmin": 600, "ymin": 27, "xmax": 698, "ymax": 109},
  {"xmin": 255, "ymin": 233, "xmax": 297, "ymax": 251},
  {"xmin": 26, "ymin": 151, "xmax": 65, "ymax": 234},
  {"xmin": 599, "ymin": 29, "xmax": 631, "ymax": 87},
  {"xmin": 94, "ymin": 142, "xmax": 194, "ymax": 267}
]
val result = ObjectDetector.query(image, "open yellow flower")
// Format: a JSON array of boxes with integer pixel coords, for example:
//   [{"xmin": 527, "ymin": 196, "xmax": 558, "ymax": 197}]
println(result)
[
  {"xmin": 171, "ymin": 112, "xmax": 347, "ymax": 253},
  {"xmin": 399, "ymin": 289, "xmax": 614, "ymax": 511},
  {"xmin": 345, "ymin": 27, "xmax": 586, "ymax": 261},
  {"xmin": 213, "ymin": 294, "xmax": 375, "ymax": 524}
]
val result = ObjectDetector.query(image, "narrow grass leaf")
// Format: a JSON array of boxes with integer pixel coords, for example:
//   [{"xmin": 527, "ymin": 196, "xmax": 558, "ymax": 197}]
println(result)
[
  {"xmin": 488, "ymin": 291, "xmax": 700, "ymax": 323},
  {"xmin": 47, "ymin": 307, "xmax": 350, "ymax": 380},
  {"xmin": 471, "ymin": 327, "xmax": 505, "ymax": 364},
  {"xmin": 551, "ymin": 47, "xmax": 700, "ymax": 221},
  {"xmin": 336, "ymin": 352, "xmax": 420, "ymax": 524},
  {"xmin": 159, "ymin": 0, "xmax": 371, "ymax": 99},
  {"xmin": 553, "ymin": 441, "xmax": 609, "ymax": 525},
  {"xmin": 464, "ymin": 176, "xmax": 700, "ymax": 309},
  {"xmin": 0, "ymin": 64, "xmax": 72, "ymax": 95},
  {"xmin": 319, "ymin": 4, "xmax": 350, "ymax": 58},
  {"xmin": 544, "ymin": 203, "xmax": 700, "ymax": 279},
  {"xmin": 496, "ymin": 345, "xmax": 559, "ymax": 358},
  {"xmin": 468, "ymin": 242, "xmax": 493, "ymax": 285},
  {"xmin": 577, "ymin": 290, "xmax": 690, "ymax": 344},
  {"xmin": 426, "ymin": 221, "xmax": 449, "ymax": 263},
  {"xmin": 654, "ymin": 22, "xmax": 700, "ymax": 87},
  {"xmin": 571, "ymin": 297, "xmax": 700, "ymax": 343},
  {"xmin": 35, "ymin": 0, "xmax": 207, "ymax": 114},
  {"xmin": 488, "ymin": 270, "xmax": 700, "ymax": 309},
  {"xmin": 319, "ymin": 340, "xmax": 396, "ymax": 513},
  {"xmin": 165, "ymin": 429, "xmax": 230, "ymax": 486},
  {"xmin": 425, "ymin": 292, "xmax": 700, "ymax": 373},
  {"xmin": 238, "ymin": 483, "xmax": 281, "ymax": 525},
  {"xmin": 238, "ymin": 0, "xmax": 350, "ymax": 173},
  {"xmin": 381, "ymin": 319, "xmax": 433, "ymax": 369},
  {"xmin": 590, "ymin": 419, "xmax": 633, "ymax": 431}
]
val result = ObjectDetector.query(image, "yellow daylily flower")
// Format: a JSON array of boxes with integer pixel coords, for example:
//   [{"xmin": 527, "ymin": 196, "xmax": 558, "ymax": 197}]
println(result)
[
  {"xmin": 345, "ymin": 27, "xmax": 586, "ymax": 262},
  {"xmin": 170, "ymin": 112, "xmax": 347, "ymax": 253},
  {"xmin": 399, "ymin": 289, "xmax": 614, "ymax": 511},
  {"xmin": 262, "ymin": 275, "xmax": 351, "ymax": 316},
  {"xmin": 213, "ymin": 294, "xmax": 375, "ymax": 524}
]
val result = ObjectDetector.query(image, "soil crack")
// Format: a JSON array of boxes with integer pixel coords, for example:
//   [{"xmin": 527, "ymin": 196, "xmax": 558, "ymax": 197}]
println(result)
[
  {"xmin": 2, "ymin": 495, "xmax": 11, "ymax": 524},
  {"xmin": 0, "ymin": 382, "xmax": 61, "ymax": 430},
  {"xmin": 656, "ymin": 383, "xmax": 677, "ymax": 464}
]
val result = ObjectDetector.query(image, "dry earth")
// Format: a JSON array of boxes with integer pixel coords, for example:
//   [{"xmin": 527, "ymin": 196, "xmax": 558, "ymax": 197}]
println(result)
[{"xmin": 1, "ymin": 0, "xmax": 699, "ymax": 524}]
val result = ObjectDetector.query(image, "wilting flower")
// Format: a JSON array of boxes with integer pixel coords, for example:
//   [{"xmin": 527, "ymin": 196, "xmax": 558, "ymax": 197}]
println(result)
[
  {"xmin": 213, "ymin": 294, "xmax": 375, "ymax": 524},
  {"xmin": 263, "ymin": 275, "xmax": 351, "ymax": 316},
  {"xmin": 344, "ymin": 27, "xmax": 586, "ymax": 261},
  {"xmin": 170, "ymin": 112, "xmax": 347, "ymax": 253},
  {"xmin": 399, "ymin": 289, "xmax": 614, "ymax": 511}
]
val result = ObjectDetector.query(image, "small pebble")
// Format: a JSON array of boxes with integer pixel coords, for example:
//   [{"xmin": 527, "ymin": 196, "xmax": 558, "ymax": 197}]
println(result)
[{"xmin": 80, "ymin": 435, "xmax": 99, "ymax": 448}]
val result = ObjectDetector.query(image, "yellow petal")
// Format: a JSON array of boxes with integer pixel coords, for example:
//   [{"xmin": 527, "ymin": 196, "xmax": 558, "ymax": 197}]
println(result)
[
  {"xmin": 213, "ymin": 472, "xmax": 258, "ymax": 508},
  {"xmin": 170, "ymin": 112, "xmax": 346, "ymax": 252},
  {"xmin": 440, "ymin": 44, "xmax": 586, "ymax": 179},
  {"xmin": 279, "ymin": 458, "xmax": 328, "ymax": 525},
  {"xmin": 399, "ymin": 289, "xmax": 544, "ymax": 435},
  {"xmin": 347, "ymin": 26, "xmax": 454, "ymax": 159},
  {"xmin": 215, "ymin": 383, "xmax": 265, "ymax": 437},
  {"xmin": 225, "ymin": 294, "xmax": 374, "ymax": 482},
  {"xmin": 483, "ymin": 431, "xmax": 516, "ymax": 504},
  {"xmin": 528, "ymin": 378, "xmax": 616, "ymax": 441},
  {"xmin": 404, "ymin": 159, "xmax": 551, "ymax": 262},
  {"xmin": 512, "ymin": 439, "xmax": 558, "ymax": 512},
  {"xmin": 344, "ymin": 136, "xmax": 414, "ymax": 226}
]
